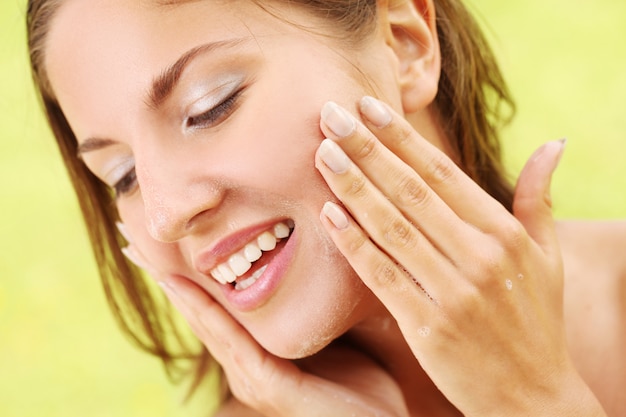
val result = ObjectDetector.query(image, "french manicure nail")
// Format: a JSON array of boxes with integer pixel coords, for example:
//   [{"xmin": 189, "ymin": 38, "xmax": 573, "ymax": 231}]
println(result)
[
  {"xmin": 318, "ymin": 139, "xmax": 350, "ymax": 174},
  {"xmin": 158, "ymin": 281, "xmax": 192, "ymax": 316},
  {"xmin": 116, "ymin": 221, "xmax": 133, "ymax": 243},
  {"xmin": 360, "ymin": 96, "xmax": 392, "ymax": 128},
  {"xmin": 121, "ymin": 245, "xmax": 148, "ymax": 270},
  {"xmin": 322, "ymin": 202, "xmax": 349, "ymax": 230},
  {"xmin": 321, "ymin": 101, "xmax": 356, "ymax": 137}
]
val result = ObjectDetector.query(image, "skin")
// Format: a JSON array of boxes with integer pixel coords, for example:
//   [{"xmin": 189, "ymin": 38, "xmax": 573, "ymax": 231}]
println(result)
[{"xmin": 44, "ymin": 0, "xmax": 625, "ymax": 416}]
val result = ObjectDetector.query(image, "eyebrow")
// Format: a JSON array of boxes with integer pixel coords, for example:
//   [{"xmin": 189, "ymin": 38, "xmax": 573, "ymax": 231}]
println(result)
[
  {"xmin": 147, "ymin": 38, "xmax": 247, "ymax": 109},
  {"xmin": 77, "ymin": 38, "xmax": 248, "ymax": 156},
  {"xmin": 77, "ymin": 137, "xmax": 118, "ymax": 157}
]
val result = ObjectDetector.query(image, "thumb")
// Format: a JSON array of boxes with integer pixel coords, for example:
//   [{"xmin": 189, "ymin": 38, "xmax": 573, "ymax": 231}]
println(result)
[{"xmin": 513, "ymin": 139, "xmax": 566, "ymax": 255}]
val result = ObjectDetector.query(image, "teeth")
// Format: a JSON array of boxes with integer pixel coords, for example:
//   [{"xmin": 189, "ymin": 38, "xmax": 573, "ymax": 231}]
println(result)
[
  {"xmin": 228, "ymin": 253, "xmax": 252, "ymax": 277},
  {"xmin": 210, "ymin": 268, "xmax": 227, "ymax": 285},
  {"xmin": 273, "ymin": 223, "xmax": 290, "ymax": 239},
  {"xmin": 235, "ymin": 265, "xmax": 268, "ymax": 291},
  {"xmin": 257, "ymin": 231, "xmax": 277, "ymax": 251},
  {"xmin": 218, "ymin": 264, "xmax": 237, "ymax": 284},
  {"xmin": 243, "ymin": 243, "xmax": 262, "ymax": 263},
  {"xmin": 208, "ymin": 221, "xmax": 293, "ymax": 287}
]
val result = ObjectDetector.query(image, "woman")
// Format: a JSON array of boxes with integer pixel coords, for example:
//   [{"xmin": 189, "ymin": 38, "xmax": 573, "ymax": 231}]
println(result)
[{"xmin": 27, "ymin": 0, "xmax": 624, "ymax": 415}]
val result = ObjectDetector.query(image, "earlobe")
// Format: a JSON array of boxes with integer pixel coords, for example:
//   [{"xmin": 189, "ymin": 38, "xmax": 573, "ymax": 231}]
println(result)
[{"xmin": 384, "ymin": 0, "xmax": 441, "ymax": 113}]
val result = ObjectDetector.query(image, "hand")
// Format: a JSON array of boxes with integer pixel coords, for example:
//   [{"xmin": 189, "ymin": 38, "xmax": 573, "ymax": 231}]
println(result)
[
  {"xmin": 315, "ymin": 97, "xmax": 606, "ymax": 417},
  {"xmin": 121, "ymin": 243, "xmax": 409, "ymax": 417}
]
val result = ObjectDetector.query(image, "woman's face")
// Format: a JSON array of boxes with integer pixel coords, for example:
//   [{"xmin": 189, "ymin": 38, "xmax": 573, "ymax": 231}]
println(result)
[{"xmin": 46, "ymin": 0, "xmax": 404, "ymax": 358}]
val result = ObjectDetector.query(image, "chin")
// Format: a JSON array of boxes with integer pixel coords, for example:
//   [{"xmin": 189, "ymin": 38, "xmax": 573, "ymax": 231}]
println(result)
[{"xmin": 253, "ymin": 284, "xmax": 369, "ymax": 360}]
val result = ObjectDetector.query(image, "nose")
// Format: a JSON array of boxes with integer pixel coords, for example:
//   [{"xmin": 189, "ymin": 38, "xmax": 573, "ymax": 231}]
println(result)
[{"xmin": 136, "ymin": 152, "xmax": 225, "ymax": 243}]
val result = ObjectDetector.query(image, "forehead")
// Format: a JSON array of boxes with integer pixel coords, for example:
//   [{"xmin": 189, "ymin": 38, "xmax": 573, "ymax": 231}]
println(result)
[{"xmin": 44, "ymin": 0, "xmax": 299, "ymax": 136}]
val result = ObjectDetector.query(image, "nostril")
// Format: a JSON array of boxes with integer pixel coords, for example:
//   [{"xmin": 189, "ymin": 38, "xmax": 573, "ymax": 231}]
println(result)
[
  {"xmin": 141, "ymin": 176, "xmax": 225, "ymax": 242},
  {"xmin": 145, "ymin": 204, "xmax": 183, "ymax": 243},
  {"xmin": 145, "ymin": 203, "xmax": 217, "ymax": 243}
]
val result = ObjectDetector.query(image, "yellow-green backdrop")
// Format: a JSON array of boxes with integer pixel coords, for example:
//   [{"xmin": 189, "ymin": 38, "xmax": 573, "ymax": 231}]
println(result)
[{"xmin": 1, "ymin": 1, "xmax": 624, "ymax": 416}]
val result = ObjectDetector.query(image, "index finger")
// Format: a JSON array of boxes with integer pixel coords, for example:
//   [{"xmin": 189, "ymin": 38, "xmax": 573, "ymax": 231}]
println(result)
[{"xmin": 355, "ymin": 96, "xmax": 512, "ymax": 234}]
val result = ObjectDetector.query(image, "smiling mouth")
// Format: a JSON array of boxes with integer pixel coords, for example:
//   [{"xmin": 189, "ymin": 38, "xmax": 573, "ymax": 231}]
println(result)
[{"xmin": 209, "ymin": 220, "xmax": 295, "ymax": 291}]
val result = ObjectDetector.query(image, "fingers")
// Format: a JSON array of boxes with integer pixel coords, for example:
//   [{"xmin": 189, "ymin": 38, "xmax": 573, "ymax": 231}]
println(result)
[
  {"xmin": 317, "ymin": 101, "xmax": 481, "ymax": 265},
  {"xmin": 513, "ymin": 139, "xmax": 566, "ymax": 257},
  {"xmin": 159, "ymin": 275, "xmax": 408, "ymax": 417},
  {"xmin": 314, "ymin": 96, "xmax": 564, "ymax": 325},
  {"xmin": 320, "ymin": 201, "xmax": 441, "ymax": 320},
  {"xmin": 157, "ymin": 275, "xmax": 303, "ymax": 415},
  {"xmin": 339, "ymin": 97, "xmax": 511, "ymax": 234}
]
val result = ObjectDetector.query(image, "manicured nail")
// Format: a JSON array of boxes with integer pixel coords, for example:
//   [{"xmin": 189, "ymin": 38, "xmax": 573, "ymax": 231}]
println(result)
[
  {"xmin": 322, "ymin": 202, "xmax": 349, "ymax": 230},
  {"xmin": 318, "ymin": 139, "xmax": 351, "ymax": 173},
  {"xmin": 321, "ymin": 101, "xmax": 356, "ymax": 137},
  {"xmin": 360, "ymin": 96, "xmax": 392, "ymax": 128},
  {"xmin": 531, "ymin": 138, "xmax": 567, "ymax": 163},
  {"xmin": 121, "ymin": 245, "xmax": 148, "ymax": 270},
  {"xmin": 158, "ymin": 281, "xmax": 192, "ymax": 317},
  {"xmin": 557, "ymin": 138, "xmax": 567, "ymax": 160},
  {"xmin": 116, "ymin": 221, "xmax": 133, "ymax": 243}
]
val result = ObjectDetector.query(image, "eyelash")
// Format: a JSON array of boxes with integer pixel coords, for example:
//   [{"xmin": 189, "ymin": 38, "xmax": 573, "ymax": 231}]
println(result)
[
  {"xmin": 112, "ymin": 88, "xmax": 244, "ymax": 198},
  {"xmin": 185, "ymin": 87, "xmax": 243, "ymax": 130},
  {"xmin": 113, "ymin": 167, "xmax": 137, "ymax": 198}
]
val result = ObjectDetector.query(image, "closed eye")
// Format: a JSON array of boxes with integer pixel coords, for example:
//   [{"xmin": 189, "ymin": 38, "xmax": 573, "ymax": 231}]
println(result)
[
  {"xmin": 185, "ymin": 87, "xmax": 244, "ymax": 130},
  {"xmin": 113, "ymin": 167, "xmax": 137, "ymax": 197}
]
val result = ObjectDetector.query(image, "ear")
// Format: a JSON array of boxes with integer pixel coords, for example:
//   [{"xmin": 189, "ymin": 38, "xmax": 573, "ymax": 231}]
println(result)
[{"xmin": 379, "ymin": 0, "xmax": 441, "ymax": 113}]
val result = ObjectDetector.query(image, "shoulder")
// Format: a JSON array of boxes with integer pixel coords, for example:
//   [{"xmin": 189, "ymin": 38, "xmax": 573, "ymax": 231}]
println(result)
[
  {"xmin": 557, "ymin": 220, "xmax": 626, "ymax": 312},
  {"xmin": 557, "ymin": 220, "xmax": 626, "ymax": 269},
  {"xmin": 556, "ymin": 220, "xmax": 626, "ymax": 415},
  {"xmin": 557, "ymin": 220, "xmax": 626, "ymax": 297}
]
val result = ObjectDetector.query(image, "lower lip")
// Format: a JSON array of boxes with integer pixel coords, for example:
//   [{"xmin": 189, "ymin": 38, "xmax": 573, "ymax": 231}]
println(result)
[{"xmin": 220, "ymin": 227, "xmax": 298, "ymax": 312}]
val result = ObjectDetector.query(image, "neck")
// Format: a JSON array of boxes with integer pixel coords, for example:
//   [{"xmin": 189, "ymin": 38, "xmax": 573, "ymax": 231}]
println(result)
[{"xmin": 343, "ymin": 304, "xmax": 461, "ymax": 417}]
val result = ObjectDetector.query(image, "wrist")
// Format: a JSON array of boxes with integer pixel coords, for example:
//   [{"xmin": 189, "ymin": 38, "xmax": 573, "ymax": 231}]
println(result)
[{"xmin": 486, "ymin": 371, "xmax": 607, "ymax": 417}]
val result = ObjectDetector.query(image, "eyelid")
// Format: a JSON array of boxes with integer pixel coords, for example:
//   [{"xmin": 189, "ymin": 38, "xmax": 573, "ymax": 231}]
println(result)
[
  {"xmin": 102, "ymin": 156, "xmax": 135, "ymax": 189},
  {"xmin": 184, "ymin": 77, "xmax": 243, "ymax": 125}
]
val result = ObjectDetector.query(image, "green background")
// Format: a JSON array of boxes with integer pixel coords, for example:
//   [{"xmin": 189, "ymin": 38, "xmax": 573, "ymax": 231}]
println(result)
[{"xmin": 1, "ymin": 1, "xmax": 624, "ymax": 416}]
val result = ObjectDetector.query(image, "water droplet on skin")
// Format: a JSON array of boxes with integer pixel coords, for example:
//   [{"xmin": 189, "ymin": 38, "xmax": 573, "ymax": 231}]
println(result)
[
  {"xmin": 418, "ymin": 326, "xmax": 431, "ymax": 337},
  {"xmin": 505, "ymin": 279, "xmax": 513, "ymax": 291}
]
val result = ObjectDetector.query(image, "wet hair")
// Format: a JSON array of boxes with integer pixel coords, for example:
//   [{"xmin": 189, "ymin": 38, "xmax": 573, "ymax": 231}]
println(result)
[{"xmin": 27, "ymin": 0, "xmax": 515, "ymax": 402}]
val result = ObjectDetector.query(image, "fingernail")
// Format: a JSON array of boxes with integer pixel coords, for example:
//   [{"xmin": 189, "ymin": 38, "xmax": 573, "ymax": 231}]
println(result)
[
  {"xmin": 322, "ymin": 201, "xmax": 349, "ymax": 230},
  {"xmin": 531, "ymin": 138, "xmax": 567, "ymax": 163},
  {"xmin": 321, "ymin": 101, "xmax": 356, "ymax": 137},
  {"xmin": 318, "ymin": 139, "xmax": 351, "ymax": 174},
  {"xmin": 557, "ymin": 138, "xmax": 567, "ymax": 161},
  {"xmin": 121, "ymin": 245, "xmax": 148, "ymax": 270},
  {"xmin": 158, "ymin": 281, "xmax": 191, "ymax": 316},
  {"xmin": 360, "ymin": 96, "xmax": 392, "ymax": 128},
  {"xmin": 116, "ymin": 221, "xmax": 133, "ymax": 243}
]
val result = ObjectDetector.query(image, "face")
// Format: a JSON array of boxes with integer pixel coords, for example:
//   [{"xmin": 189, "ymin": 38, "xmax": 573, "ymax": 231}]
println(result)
[{"xmin": 46, "ymin": 0, "xmax": 404, "ymax": 358}]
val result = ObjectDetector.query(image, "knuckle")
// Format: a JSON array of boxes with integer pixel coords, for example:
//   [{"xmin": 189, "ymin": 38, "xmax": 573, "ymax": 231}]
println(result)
[
  {"xmin": 382, "ymin": 217, "xmax": 418, "ymax": 250},
  {"xmin": 396, "ymin": 174, "xmax": 429, "ymax": 208},
  {"xmin": 354, "ymin": 135, "xmax": 378, "ymax": 161},
  {"xmin": 373, "ymin": 260, "xmax": 400, "ymax": 287},
  {"xmin": 423, "ymin": 153, "xmax": 456, "ymax": 185},
  {"xmin": 495, "ymin": 217, "xmax": 528, "ymax": 252},
  {"xmin": 345, "ymin": 170, "xmax": 369, "ymax": 199},
  {"xmin": 394, "ymin": 123, "xmax": 415, "ymax": 148},
  {"xmin": 463, "ymin": 244, "xmax": 507, "ymax": 285},
  {"xmin": 230, "ymin": 354, "xmax": 280, "ymax": 410},
  {"xmin": 347, "ymin": 232, "xmax": 369, "ymax": 254}
]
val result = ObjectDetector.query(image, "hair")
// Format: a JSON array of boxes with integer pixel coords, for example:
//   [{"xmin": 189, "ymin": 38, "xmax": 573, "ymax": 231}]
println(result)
[{"xmin": 27, "ymin": 0, "xmax": 515, "ymax": 403}]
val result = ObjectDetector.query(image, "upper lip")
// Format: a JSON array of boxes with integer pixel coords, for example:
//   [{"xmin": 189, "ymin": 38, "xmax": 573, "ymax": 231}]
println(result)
[{"xmin": 193, "ymin": 218, "xmax": 289, "ymax": 276}]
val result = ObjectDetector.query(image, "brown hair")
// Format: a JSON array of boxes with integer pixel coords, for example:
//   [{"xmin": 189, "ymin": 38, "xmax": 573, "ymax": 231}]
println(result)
[{"xmin": 27, "ymin": 0, "xmax": 514, "ymax": 402}]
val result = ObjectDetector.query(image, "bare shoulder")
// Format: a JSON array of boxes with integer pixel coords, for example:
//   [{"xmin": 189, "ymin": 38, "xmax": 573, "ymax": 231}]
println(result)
[
  {"xmin": 557, "ymin": 219, "xmax": 626, "ymax": 267},
  {"xmin": 556, "ymin": 220, "xmax": 626, "ymax": 416},
  {"xmin": 212, "ymin": 397, "xmax": 265, "ymax": 417}
]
